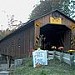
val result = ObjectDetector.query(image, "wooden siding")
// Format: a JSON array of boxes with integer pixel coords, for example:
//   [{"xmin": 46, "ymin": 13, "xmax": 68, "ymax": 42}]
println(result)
[
  {"xmin": 0, "ymin": 22, "xmax": 35, "ymax": 59},
  {"xmin": 34, "ymin": 12, "xmax": 75, "ymax": 30}
]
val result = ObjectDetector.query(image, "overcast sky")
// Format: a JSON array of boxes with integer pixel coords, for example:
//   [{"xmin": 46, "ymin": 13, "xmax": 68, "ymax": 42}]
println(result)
[{"xmin": 0, "ymin": 0, "xmax": 40, "ymax": 30}]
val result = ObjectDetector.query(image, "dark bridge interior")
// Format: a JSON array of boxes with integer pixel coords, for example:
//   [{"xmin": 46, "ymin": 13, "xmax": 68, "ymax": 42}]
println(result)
[{"xmin": 40, "ymin": 24, "xmax": 71, "ymax": 50}]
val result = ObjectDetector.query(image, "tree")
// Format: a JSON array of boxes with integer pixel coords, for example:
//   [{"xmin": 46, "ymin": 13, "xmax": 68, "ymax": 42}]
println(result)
[
  {"xmin": 69, "ymin": 0, "xmax": 75, "ymax": 18},
  {"xmin": 30, "ymin": 0, "xmax": 73, "ymax": 20},
  {"xmin": 0, "ymin": 28, "xmax": 13, "ymax": 40}
]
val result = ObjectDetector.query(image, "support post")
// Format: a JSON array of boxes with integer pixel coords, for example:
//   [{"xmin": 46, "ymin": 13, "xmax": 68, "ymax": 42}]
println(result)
[
  {"xmin": 70, "ymin": 54, "xmax": 74, "ymax": 66},
  {"xmin": 60, "ymin": 51, "xmax": 63, "ymax": 62},
  {"xmin": 6, "ymin": 56, "xmax": 11, "ymax": 69},
  {"xmin": 53, "ymin": 50, "xmax": 56, "ymax": 59}
]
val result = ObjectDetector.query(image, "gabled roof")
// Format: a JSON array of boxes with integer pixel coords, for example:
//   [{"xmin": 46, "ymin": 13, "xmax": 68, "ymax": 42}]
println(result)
[
  {"xmin": 0, "ymin": 10, "xmax": 75, "ymax": 43},
  {"xmin": 52, "ymin": 10, "xmax": 75, "ymax": 23},
  {"xmin": 0, "ymin": 21, "xmax": 34, "ymax": 43},
  {"xmin": 33, "ymin": 9, "xmax": 75, "ymax": 23}
]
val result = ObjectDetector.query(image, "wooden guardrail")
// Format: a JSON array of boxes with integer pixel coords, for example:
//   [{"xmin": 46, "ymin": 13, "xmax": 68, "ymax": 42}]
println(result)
[{"xmin": 48, "ymin": 50, "xmax": 75, "ymax": 66}]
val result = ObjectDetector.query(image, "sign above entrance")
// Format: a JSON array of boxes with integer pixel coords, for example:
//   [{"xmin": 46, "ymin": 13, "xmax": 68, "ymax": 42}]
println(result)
[{"xmin": 50, "ymin": 17, "xmax": 62, "ymax": 24}]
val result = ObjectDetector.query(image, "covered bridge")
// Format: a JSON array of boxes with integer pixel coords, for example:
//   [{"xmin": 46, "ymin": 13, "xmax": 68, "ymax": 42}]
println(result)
[{"xmin": 0, "ymin": 10, "xmax": 75, "ymax": 60}]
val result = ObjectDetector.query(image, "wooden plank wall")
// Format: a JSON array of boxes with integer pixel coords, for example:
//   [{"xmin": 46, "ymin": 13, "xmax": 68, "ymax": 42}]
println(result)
[{"xmin": 0, "ymin": 24, "xmax": 35, "ymax": 59}]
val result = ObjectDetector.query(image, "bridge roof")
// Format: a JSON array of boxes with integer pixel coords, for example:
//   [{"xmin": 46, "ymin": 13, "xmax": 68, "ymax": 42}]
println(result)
[{"xmin": 0, "ymin": 10, "xmax": 75, "ymax": 43}]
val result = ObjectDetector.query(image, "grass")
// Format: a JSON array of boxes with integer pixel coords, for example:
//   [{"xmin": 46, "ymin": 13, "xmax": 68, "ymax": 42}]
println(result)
[{"xmin": 10, "ymin": 57, "xmax": 75, "ymax": 75}]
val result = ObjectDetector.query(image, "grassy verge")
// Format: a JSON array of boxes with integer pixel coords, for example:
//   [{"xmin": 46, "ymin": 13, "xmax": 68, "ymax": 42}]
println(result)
[{"xmin": 10, "ymin": 57, "xmax": 75, "ymax": 75}]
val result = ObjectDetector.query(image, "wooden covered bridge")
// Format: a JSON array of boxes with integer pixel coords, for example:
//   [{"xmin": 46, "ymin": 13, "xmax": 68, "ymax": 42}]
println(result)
[{"xmin": 0, "ymin": 10, "xmax": 75, "ymax": 66}]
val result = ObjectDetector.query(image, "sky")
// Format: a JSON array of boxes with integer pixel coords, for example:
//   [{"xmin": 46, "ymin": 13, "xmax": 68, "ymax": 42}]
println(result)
[{"xmin": 0, "ymin": 0, "xmax": 40, "ymax": 30}]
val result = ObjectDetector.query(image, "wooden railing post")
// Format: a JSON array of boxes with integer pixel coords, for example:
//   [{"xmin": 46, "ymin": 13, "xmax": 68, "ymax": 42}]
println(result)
[
  {"xmin": 70, "ymin": 54, "xmax": 74, "ymax": 66},
  {"xmin": 53, "ymin": 50, "xmax": 56, "ymax": 59},
  {"xmin": 60, "ymin": 51, "xmax": 64, "ymax": 62}
]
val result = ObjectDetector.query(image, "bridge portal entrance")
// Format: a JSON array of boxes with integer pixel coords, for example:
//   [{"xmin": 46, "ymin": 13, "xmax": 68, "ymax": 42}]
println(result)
[{"xmin": 40, "ymin": 24, "xmax": 71, "ymax": 51}]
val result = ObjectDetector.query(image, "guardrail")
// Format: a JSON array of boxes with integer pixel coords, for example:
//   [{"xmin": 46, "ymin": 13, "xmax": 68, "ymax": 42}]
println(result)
[
  {"xmin": 0, "ymin": 71, "xmax": 9, "ymax": 75},
  {"xmin": 48, "ymin": 51, "xmax": 54, "ymax": 60},
  {"xmin": 48, "ymin": 50, "xmax": 75, "ymax": 66}
]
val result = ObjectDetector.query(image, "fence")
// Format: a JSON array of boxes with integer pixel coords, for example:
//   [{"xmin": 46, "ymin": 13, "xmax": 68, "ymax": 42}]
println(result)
[
  {"xmin": 48, "ymin": 50, "xmax": 75, "ymax": 66},
  {"xmin": 0, "ymin": 71, "xmax": 9, "ymax": 75}
]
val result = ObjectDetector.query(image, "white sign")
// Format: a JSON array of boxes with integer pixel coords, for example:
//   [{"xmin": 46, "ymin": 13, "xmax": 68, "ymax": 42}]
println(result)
[{"xmin": 32, "ymin": 48, "xmax": 48, "ymax": 67}]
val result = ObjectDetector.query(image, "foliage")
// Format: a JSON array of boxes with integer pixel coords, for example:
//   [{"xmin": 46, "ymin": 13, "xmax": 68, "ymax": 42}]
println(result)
[
  {"xmin": 0, "ymin": 29, "xmax": 13, "ymax": 40},
  {"xmin": 30, "ymin": 0, "xmax": 74, "ymax": 20},
  {"xmin": 10, "ymin": 57, "xmax": 75, "ymax": 75},
  {"xmin": 69, "ymin": 0, "xmax": 75, "ymax": 18},
  {"xmin": 22, "ymin": 57, "xmax": 33, "ymax": 67}
]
